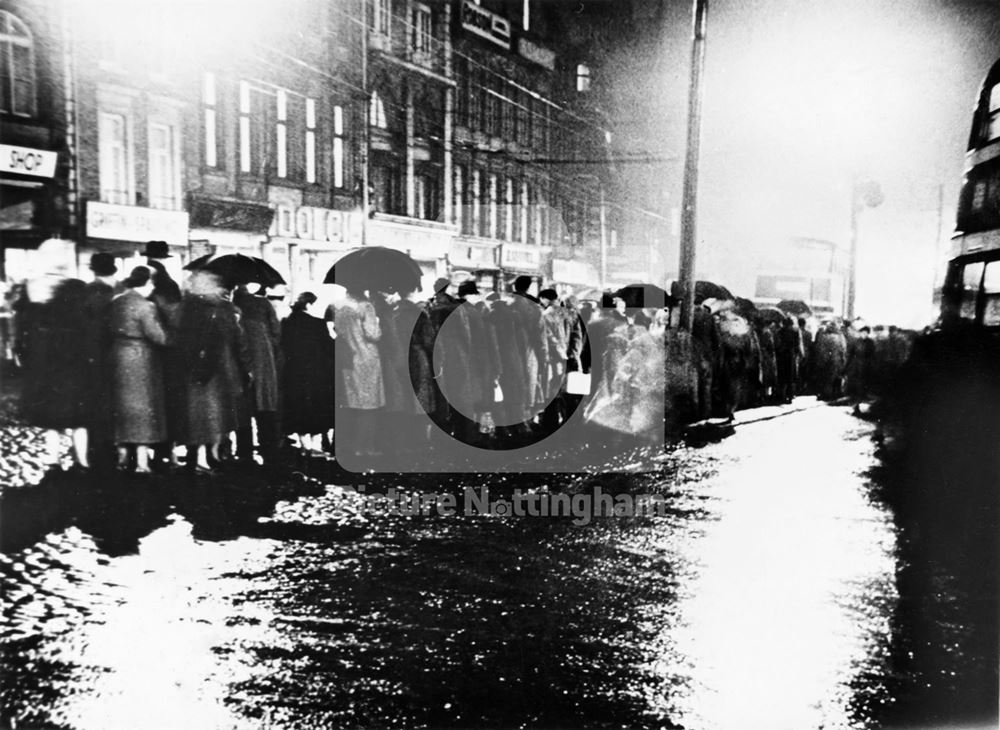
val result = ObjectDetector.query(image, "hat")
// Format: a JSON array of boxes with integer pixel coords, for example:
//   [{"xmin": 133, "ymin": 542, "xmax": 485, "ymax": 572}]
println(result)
[
  {"xmin": 433, "ymin": 277, "xmax": 451, "ymax": 293},
  {"xmin": 89, "ymin": 253, "xmax": 118, "ymax": 276},
  {"xmin": 143, "ymin": 240, "xmax": 172, "ymax": 259},
  {"xmin": 513, "ymin": 275, "xmax": 533, "ymax": 293},
  {"xmin": 457, "ymin": 280, "xmax": 480, "ymax": 297},
  {"xmin": 538, "ymin": 288, "xmax": 558, "ymax": 302}
]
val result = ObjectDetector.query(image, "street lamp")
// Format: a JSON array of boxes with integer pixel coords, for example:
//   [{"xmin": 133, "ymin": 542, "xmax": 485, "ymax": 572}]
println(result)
[{"xmin": 846, "ymin": 178, "xmax": 883, "ymax": 320}]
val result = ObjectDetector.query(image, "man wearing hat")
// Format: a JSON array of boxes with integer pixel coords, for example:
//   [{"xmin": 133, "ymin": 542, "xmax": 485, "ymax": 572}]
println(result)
[
  {"xmin": 143, "ymin": 240, "xmax": 172, "ymax": 259},
  {"xmin": 508, "ymin": 275, "xmax": 548, "ymax": 427},
  {"xmin": 81, "ymin": 253, "xmax": 119, "ymax": 471}
]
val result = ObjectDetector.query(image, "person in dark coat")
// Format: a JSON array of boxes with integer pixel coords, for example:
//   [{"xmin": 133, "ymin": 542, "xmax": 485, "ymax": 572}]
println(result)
[
  {"xmin": 457, "ymin": 280, "xmax": 502, "ymax": 444},
  {"xmin": 20, "ymin": 276, "xmax": 92, "ymax": 469},
  {"xmin": 81, "ymin": 253, "xmax": 118, "ymax": 471},
  {"xmin": 509, "ymin": 275, "xmax": 549, "ymax": 426},
  {"xmin": 175, "ymin": 271, "xmax": 252, "ymax": 471},
  {"xmin": 147, "ymin": 259, "xmax": 183, "ymax": 467},
  {"xmin": 775, "ymin": 316, "xmax": 803, "ymax": 404},
  {"xmin": 486, "ymin": 292, "xmax": 531, "ymax": 443},
  {"xmin": 846, "ymin": 325, "xmax": 876, "ymax": 402},
  {"xmin": 813, "ymin": 321, "xmax": 848, "ymax": 400},
  {"xmin": 757, "ymin": 322, "xmax": 779, "ymax": 404},
  {"xmin": 281, "ymin": 292, "xmax": 335, "ymax": 449},
  {"xmin": 426, "ymin": 280, "xmax": 479, "ymax": 443},
  {"xmin": 109, "ymin": 267, "xmax": 169, "ymax": 473},
  {"xmin": 691, "ymin": 304, "xmax": 720, "ymax": 420},
  {"xmin": 234, "ymin": 285, "xmax": 282, "ymax": 465},
  {"xmin": 380, "ymin": 286, "xmax": 437, "ymax": 456}
]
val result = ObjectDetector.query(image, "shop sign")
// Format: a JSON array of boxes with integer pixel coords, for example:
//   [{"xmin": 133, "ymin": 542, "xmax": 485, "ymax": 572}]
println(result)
[
  {"xmin": 86, "ymin": 201, "xmax": 188, "ymax": 245},
  {"xmin": 501, "ymin": 242, "xmax": 548, "ymax": 271},
  {"xmin": 270, "ymin": 204, "xmax": 361, "ymax": 246},
  {"xmin": 369, "ymin": 217, "xmax": 453, "ymax": 261},
  {"xmin": 552, "ymin": 258, "xmax": 598, "ymax": 286},
  {"xmin": 0, "ymin": 144, "xmax": 58, "ymax": 178},
  {"xmin": 450, "ymin": 240, "xmax": 497, "ymax": 269},
  {"xmin": 518, "ymin": 38, "xmax": 555, "ymax": 70},
  {"xmin": 460, "ymin": 0, "xmax": 510, "ymax": 50}
]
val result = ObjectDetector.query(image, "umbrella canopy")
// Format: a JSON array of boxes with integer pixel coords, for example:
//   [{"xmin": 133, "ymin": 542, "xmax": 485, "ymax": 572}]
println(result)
[
  {"xmin": 614, "ymin": 283, "xmax": 676, "ymax": 310},
  {"xmin": 755, "ymin": 306, "xmax": 788, "ymax": 326},
  {"xmin": 733, "ymin": 296, "xmax": 758, "ymax": 320},
  {"xmin": 776, "ymin": 299, "xmax": 812, "ymax": 318},
  {"xmin": 183, "ymin": 253, "xmax": 286, "ymax": 287},
  {"xmin": 573, "ymin": 287, "xmax": 607, "ymax": 303},
  {"xmin": 670, "ymin": 280, "xmax": 734, "ymax": 304},
  {"xmin": 323, "ymin": 246, "xmax": 423, "ymax": 295}
]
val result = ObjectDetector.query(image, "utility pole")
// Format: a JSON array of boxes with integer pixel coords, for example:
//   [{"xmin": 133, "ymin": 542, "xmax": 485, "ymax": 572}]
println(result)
[
  {"xmin": 678, "ymin": 0, "xmax": 708, "ymax": 332},
  {"xmin": 360, "ymin": 0, "xmax": 370, "ymax": 248},
  {"xmin": 846, "ymin": 182, "xmax": 860, "ymax": 320}
]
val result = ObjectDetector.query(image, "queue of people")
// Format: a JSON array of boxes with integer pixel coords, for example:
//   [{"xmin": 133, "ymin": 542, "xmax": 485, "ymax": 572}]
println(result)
[{"xmin": 7, "ymin": 254, "xmax": 916, "ymax": 474}]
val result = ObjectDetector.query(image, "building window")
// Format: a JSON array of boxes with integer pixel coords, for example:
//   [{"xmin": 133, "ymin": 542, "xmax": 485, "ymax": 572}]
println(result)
[
  {"xmin": 454, "ymin": 165, "xmax": 465, "ymax": 231},
  {"xmin": 370, "ymin": 90, "xmax": 387, "ymax": 129},
  {"xmin": 239, "ymin": 81, "xmax": 252, "ymax": 172},
  {"xmin": 411, "ymin": 3, "xmax": 432, "ymax": 62},
  {"xmin": 275, "ymin": 90, "xmax": 288, "ymax": 178},
  {"xmin": 576, "ymin": 64, "xmax": 591, "ymax": 93},
  {"xmin": 987, "ymin": 83, "xmax": 1000, "ymax": 142},
  {"xmin": 371, "ymin": 0, "xmax": 391, "ymax": 36},
  {"xmin": 484, "ymin": 82, "xmax": 497, "ymax": 137},
  {"xmin": 471, "ymin": 168, "xmax": 482, "ymax": 236},
  {"xmin": 148, "ymin": 123, "xmax": 179, "ymax": 210},
  {"xmin": 455, "ymin": 57, "xmax": 469, "ymax": 127},
  {"xmin": 522, "ymin": 0, "xmax": 530, "ymax": 30},
  {"xmin": 332, "ymin": 104, "xmax": 345, "ymax": 188},
  {"xmin": 501, "ymin": 88, "xmax": 514, "ymax": 140},
  {"xmin": 306, "ymin": 98, "xmax": 317, "ymax": 184},
  {"xmin": 99, "ymin": 112, "xmax": 132, "ymax": 205},
  {"xmin": 503, "ymin": 177, "xmax": 514, "ymax": 240},
  {"xmin": 203, "ymin": 73, "xmax": 220, "ymax": 168},
  {"xmin": 0, "ymin": 11, "xmax": 35, "ymax": 117},
  {"xmin": 470, "ymin": 66, "xmax": 483, "ymax": 131},
  {"xmin": 488, "ymin": 173, "xmax": 499, "ymax": 239},
  {"xmin": 415, "ymin": 173, "xmax": 439, "ymax": 221},
  {"xmin": 520, "ymin": 181, "xmax": 530, "ymax": 243}
]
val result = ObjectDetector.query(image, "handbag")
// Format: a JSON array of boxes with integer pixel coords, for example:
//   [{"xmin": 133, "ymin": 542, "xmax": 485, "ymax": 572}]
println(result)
[{"xmin": 566, "ymin": 370, "xmax": 592, "ymax": 395}]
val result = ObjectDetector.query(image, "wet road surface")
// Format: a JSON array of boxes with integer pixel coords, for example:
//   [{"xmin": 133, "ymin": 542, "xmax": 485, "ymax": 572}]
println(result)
[{"xmin": 1, "ymin": 403, "xmax": 995, "ymax": 729}]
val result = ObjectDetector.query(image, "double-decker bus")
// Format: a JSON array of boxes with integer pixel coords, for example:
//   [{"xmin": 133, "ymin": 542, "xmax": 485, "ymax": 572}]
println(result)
[{"xmin": 940, "ymin": 57, "xmax": 1000, "ymax": 328}]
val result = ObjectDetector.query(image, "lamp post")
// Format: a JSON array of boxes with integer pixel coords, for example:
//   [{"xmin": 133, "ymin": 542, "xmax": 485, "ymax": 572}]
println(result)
[
  {"xmin": 677, "ymin": 0, "xmax": 709, "ymax": 332},
  {"xmin": 846, "ymin": 178, "xmax": 884, "ymax": 320}
]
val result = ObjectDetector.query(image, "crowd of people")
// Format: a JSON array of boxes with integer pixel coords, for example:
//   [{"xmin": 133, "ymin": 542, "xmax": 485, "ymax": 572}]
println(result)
[{"xmin": 2, "ymin": 250, "xmax": 916, "ymax": 474}]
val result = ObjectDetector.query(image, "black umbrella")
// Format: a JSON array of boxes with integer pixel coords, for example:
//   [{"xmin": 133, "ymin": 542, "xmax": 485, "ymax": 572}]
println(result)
[
  {"xmin": 670, "ymin": 280, "xmax": 734, "ymax": 304},
  {"xmin": 184, "ymin": 253, "xmax": 286, "ymax": 287},
  {"xmin": 733, "ymin": 296, "xmax": 758, "ymax": 320},
  {"xmin": 250, "ymin": 257, "xmax": 286, "ymax": 288},
  {"xmin": 776, "ymin": 299, "xmax": 812, "ymax": 318},
  {"xmin": 756, "ymin": 306, "xmax": 788, "ymax": 326},
  {"xmin": 323, "ymin": 246, "xmax": 423, "ymax": 294},
  {"xmin": 615, "ymin": 283, "xmax": 677, "ymax": 309}
]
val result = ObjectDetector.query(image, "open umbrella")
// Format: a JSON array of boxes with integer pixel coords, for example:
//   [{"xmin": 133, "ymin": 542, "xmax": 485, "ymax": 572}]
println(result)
[
  {"xmin": 323, "ymin": 246, "xmax": 423, "ymax": 294},
  {"xmin": 733, "ymin": 296, "xmax": 758, "ymax": 320},
  {"xmin": 615, "ymin": 283, "xmax": 677, "ymax": 309},
  {"xmin": 184, "ymin": 253, "xmax": 286, "ymax": 287},
  {"xmin": 755, "ymin": 306, "xmax": 788, "ymax": 326},
  {"xmin": 573, "ymin": 287, "xmax": 606, "ymax": 302},
  {"xmin": 670, "ymin": 280, "xmax": 734, "ymax": 304},
  {"xmin": 776, "ymin": 299, "xmax": 812, "ymax": 318}
]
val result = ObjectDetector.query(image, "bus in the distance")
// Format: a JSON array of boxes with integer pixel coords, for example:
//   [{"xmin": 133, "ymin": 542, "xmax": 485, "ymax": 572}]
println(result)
[{"xmin": 940, "ymin": 56, "xmax": 1000, "ymax": 329}]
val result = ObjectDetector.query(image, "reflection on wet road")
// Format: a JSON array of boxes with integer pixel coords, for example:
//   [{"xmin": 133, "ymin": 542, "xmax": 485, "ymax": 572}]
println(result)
[{"xmin": 0, "ymin": 405, "xmax": 985, "ymax": 729}]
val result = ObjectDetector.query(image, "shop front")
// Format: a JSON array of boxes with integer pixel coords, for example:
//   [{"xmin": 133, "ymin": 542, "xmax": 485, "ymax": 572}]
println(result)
[
  {"xmin": 552, "ymin": 257, "xmax": 601, "ymax": 294},
  {"xmin": 448, "ymin": 236, "xmax": 500, "ymax": 292},
  {"xmin": 266, "ymin": 193, "xmax": 363, "ymax": 298},
  {"xmin": 187, "ymin": 193, "xmax": 275, "ymax": 279},
  {"xmin": 500, "ymin": 241, "xmax": 551, "ymax": 294},
  {"xmin": 368, "ymin": 214, "xmax": 454, "ymax": 295},
  {"xmin": 0, "ymin": 143, "xmax": 62, "ymax": 281},
  {"xmin": 84, "ymin": 200, "xmax": 189, "ymax": 280}
]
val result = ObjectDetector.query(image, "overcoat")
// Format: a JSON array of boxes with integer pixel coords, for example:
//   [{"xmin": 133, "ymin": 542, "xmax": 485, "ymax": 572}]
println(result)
[
  {"xmin": 281, "ymin": 309, "xmax": 336, "ymax": 434},
  {"xmin": 234, "ymin": 290, "xmax": 281, "ymax": 412},
  {"xmin": 508, "ymin": 292, "xmax": 548, "ymax": 413},
  {"xmin": 383, "ymin": 299, "xmax": 438, "ymax": 416},
  {"xmin": 813, "ymin": 329, "xmax": 848, "ymax": 399},
  {"xmin": 176, "ymin": 294, "xmax": 251, "ymax": 444},
  {"xmin": 82, "ymin": 279, "xmax": 115, "ymax": 436},
  {"xmin": 109, "ymin": 289, "xmax": 168, "ymax": 443},
  {"xmin": 21, "ymin": 279, "xmax": 92, "ymax": 430},
  {"xmin": 334, "ymin": 294, "xmax": 385, "ymax": 410},
  {"xmin": 487, "ymin": 300, "xmax": 530, "ymax": 424}
]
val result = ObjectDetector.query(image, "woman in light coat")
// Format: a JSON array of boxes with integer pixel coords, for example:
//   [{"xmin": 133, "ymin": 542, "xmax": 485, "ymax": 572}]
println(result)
[
  {"xmin": 334, "ymin": 287, "xmax": 384, "ymax": 458},
  {"xmin": 109, "ymin": 266, "xmax": 168, "ymax": 473}
]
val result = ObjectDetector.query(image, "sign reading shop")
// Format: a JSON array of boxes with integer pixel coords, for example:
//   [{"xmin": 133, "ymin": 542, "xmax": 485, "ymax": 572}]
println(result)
[
  {"xmin": 460, "ymin": 0, "xmax": 510, "ymax": 50},
  {"xmin": 0, "ymin": 144, "xmax": 58, "ymax": 178}
]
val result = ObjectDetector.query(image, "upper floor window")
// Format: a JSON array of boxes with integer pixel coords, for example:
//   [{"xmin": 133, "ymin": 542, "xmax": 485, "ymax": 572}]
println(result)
[
  {"xmin": 370, "ymin": 90, "xmax": 387, "ymax": 129},
  {"xmin": 99, "ymin": 111, "xmax": 132, "ymax": 205},
  {"xmin": 411, "ymin": 3, "xmax": 432, "ymax": 61},
  {"xmin": 148, "ymin": 122, "xmax": 180, "ymax": 210},
  {"xmin": 987, "ymin": 83, "xmax": 1000, "ymax": 143},
  {"xmin": 0, "ymin": 11, "xmax": 35, "ymax": 116},
  {"xmin": 522, "ymin": 0, "xmax": 530, "ymax": 31},
  {"xmin": 576, "ymin": 64, "xmax": 591, "ymax": 93},
  {"xmin": 370, "ymin": 0, "xmax": 391, "ymax": 36},
  {"xmin": 332, "ymin": 103, "xmax": 345, "ymax": 188},
  {"xmin": 203, "ymin": 73, "xmax": 221, "ymax": 168}
]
